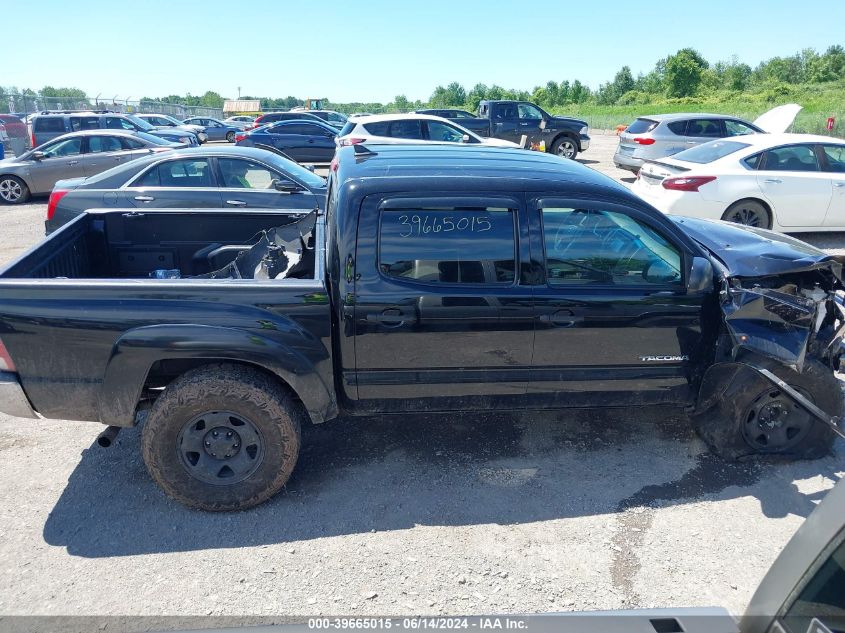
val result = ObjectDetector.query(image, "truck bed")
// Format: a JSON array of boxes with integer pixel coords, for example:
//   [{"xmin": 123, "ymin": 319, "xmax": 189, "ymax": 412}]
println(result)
[{"xmin": 0, "ymin": 209, "xmax": 335, "ymax": 426}]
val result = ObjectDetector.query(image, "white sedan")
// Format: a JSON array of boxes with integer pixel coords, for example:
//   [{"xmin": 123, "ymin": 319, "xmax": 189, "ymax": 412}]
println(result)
[
  {"xmin": 632, "ymin": 133, "xmax": 845, "ymax": 232},
  {"xmin": 336, "ymin": 113, "xmax": 519, "ymax": 148}
]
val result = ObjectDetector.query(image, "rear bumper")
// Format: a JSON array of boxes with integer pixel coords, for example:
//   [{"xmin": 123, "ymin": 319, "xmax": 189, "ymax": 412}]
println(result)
[
  {"xmin": 0, "ymin": 372, "xmax": 38, "ymax": 419},
  {"xmin": 613, "ymin": 150, "xmax": 644, "ymax": 172}
]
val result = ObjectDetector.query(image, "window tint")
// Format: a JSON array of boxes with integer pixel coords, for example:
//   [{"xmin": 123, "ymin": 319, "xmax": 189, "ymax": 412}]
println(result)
[
  {"xmin": 33, "ymin": 117, "xmax": 66, "ymax": 132},
  {"xmin": 672, "ymin": 140, "xmax": 750, "ymax": 164},
  {"xmin": 764, "ymin": 145, "xmax": 820, "ymax": 171},
  {"xmin": 219, "ymin": 158, "xmax": 281, "ymax": 189},
  {"xmin": 388, "ymin": 120, "xmax": 424, "ymax": 140},
  {"xmin": 380, "ymin": 208, "xmax": 516, "ymax": 285},
  {"xmin": 426, "ymin": 121, "xmax": 467, "ymax": 143},
  {"xmin": 42, "ymin": 137, "xmax": 82, "ymax": 158},
  {"xmin": 134, "ymin": 159, "xmax": 214, "ymax": 188},
  {"xmin": 541, "ymin": 208, "xmax": 681, "ymax": 286},
  {"xmin": 627, "ymin": 118, "xmax": 660, "ymax": 134},
  {"xmin": 87, "ymin": 136, "xmax": 123, "ymax": 153},
  {"xmin": 363, "ymin": 121, "xmax": 390, "ymax": 136},
  {"xmin": 686, "ymin": 119, "xmax": 723, "ymax": 137},
  {"xmin": 274, "ymin": 123, "xmax": 315, "ymax": 135},
  {"xmin": 821, "ymin": 145, "xmax": 845, "ymax": 173},
  {"xmin": 494, "ymin": 103, "xmax": 518, "ymax": 120},
  {"xmin": 71, "ymin": 116, "xmax": 100, "ymax": 131},
  {"xmin": 517, "ymin": 103, "xmax": 544, "ymax": 120},
  {"xmin": 781, "ymin": 534, "xmax": 845, "ymax": 633},
  {"xmin": 743, "ymin": 153, "xmax": 763, "ymax": 170},
  {"xmin": 724, "ymin": 120, "xmax": 758, "ymax": 136},
  {"xmin": 120, "ymin": 137, "xmax": 145, "ymax": 150},
  {"xmin": 667, "ymin": 121, "xmax": 687, "ymax": 135}
]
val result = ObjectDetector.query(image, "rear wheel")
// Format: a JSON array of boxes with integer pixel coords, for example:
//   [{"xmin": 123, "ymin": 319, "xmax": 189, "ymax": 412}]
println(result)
[
  {"xmin": 226, "ymin": 131, "xmax": 236, "ymax": 143},
  {"xmin": 692, "ymin": 359, "xmax": 840, "ymax": 460},
  {"xmin": 0, "ymin": 175, "xmax": 30, "ymax": 204},
  {"xmin": 141, "ymin": 363, "xmax": 302, "ymax": 511},
  {"xmin": 552, "ymin": 136, "xmax": 578, "ymax": 160},
  {"xmin": 721, "ymin": 199, "xmax": 771, "ymax": 229}
]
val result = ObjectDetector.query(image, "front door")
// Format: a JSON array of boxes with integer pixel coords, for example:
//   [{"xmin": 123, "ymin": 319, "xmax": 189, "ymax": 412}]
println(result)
[
  {"xmin": 216, "ymin": 157, "xmax": 318, "ymax": 210},
  {"xmin": 30, "ymin": 136, "xmax": 86, "ymax": 192},
  {"xmin": 516, "ymin": 102, "xmax": 546, "ymax": 148},
  {"xmin": 528, "ymin": 199, "xmax": 705, "ymax": 407},
  {"xmin": 352, "ymin": 195, "xmax": 535, "ymax": 411}
]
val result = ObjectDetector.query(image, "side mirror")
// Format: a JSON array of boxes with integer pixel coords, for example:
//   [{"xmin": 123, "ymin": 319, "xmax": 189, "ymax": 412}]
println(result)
[
  {"xmin": 687, "ymin": 256, "xmax": 714, "ymax": 293},
  {"xmin": 461, "ymin": 134, "xmax": 471, "ymax": 143},
  {"xmin": 540, "ymin": 119, "xmax": 548, "ymax": 130},
  {"xmin": 32, "ymin": 151, "xmax": 46, "ymax": 160},
  {"xmin": 272, "ymin": 179, "xmax": 302, "ymax": 193},
  {"xmin": 643, "ymin": 260, "xmax": 682, "ymax": 285}
]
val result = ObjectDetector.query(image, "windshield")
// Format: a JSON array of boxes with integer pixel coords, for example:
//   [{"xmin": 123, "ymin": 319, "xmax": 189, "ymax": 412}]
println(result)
[
  {"xmin": 672, "ymin": 140, "xmax": 750, "ymax": 164},
  {"xmin": 126, "ymin": 115, "xmax": 155, "ymax": 131}
]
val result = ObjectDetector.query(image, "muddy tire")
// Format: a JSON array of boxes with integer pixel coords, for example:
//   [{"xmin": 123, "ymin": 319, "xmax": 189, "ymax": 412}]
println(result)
[
  {"xmin": 141, "ymin": 363, "xmax": 302, "ymax": 511},
  {"xmin": 551, "ymin": 136, "xmax": 579, "ymax": 160},
  {"xmin": 692, "ymin": 358, "xmax": 840, "ymax": 461}
]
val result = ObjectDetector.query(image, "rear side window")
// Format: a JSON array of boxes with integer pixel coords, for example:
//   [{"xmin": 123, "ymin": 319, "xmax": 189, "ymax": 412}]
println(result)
[
  {"xmin": 667, "ymin": 121, "xmax": 687, "ymax": 135},
  {"xmin": 763, "ymin": 145, "xmax": 820, "ymax": 172},
  {"xmin": 71, "ymin": 116, "xmax": 100, "ymax": 131},
  {"xmin": 743, "ymin": 153, "xmax": 763, "ymax": 170},
  {"xmin": 33, "ymin": 117, "xmax": 66, "ymax": 132},
  {"xmin": 363, "ymin": 121, "xmax": 390, "ymax": 136},
  {"xmin": 379, "ymin": 208, "xmax": 516, "ymax": 285},
  {"xmin": 104, "ymin": 117, "xmax": 136, "ymax": 131},
  {"xmin": 686, "ymin": 119, "xmax": 723, "ymax": 138},
  {"xmin": 87, "ymin": 136, "xmax": 123, "ymax": 153},
  {"xmin": 134, "ymin": 159, "xmax": 215, "ymax": 187},
  {"xmin": 388, "ymin": 120, "xmax": 424, "ymax": 139},
  {"xmin": 672, "ymin": 140, "xmax": 750, "ymax": 164},
  {"xmin": 626, "ymin": 118, "xmax": 659, "ymax": 134}
]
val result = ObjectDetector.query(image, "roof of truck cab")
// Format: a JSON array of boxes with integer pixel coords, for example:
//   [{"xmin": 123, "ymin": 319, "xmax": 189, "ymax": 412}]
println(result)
[{"xmin": 334, "ymin": 144, "xmax": 630, "ymax": 193}]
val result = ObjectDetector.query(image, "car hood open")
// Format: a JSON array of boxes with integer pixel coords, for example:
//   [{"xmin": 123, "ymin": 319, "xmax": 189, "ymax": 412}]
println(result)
[{"xmin": 752, "ymin": 103, "xmax": 802, "ymax": 134}]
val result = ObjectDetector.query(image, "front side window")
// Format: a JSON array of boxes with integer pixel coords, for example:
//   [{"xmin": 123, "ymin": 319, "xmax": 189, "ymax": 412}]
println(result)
[
  {"xmin": 821, "ymin": 145, "xmax": 845, "ymax": 173},
  {"xmin": 88, "ymin": 136, "xmax": 123, "ymax": 153},
  {"xmin": 781, "ymin": 533, "xmax": 845, "ymax": 633},
  {"xmin": 517, "ymin": 103, "xmax": 544, "ymax": 120},
  {"xmin": 725, "ymin": 120, "xmax": 758, "ymax": 136},
  {"xmin": 426, "ymin": 121, "xmax": 467, "ymax": 143},
  {"xmin": 379, "ymin": 208, "xmax": 516, "ymax": 285},
  {"xmin": 542, "ymin": 208, "xmax": 681, "ymax": 286},
  {"xmin": 219, "ymin": 158, "xmax": 282, "ymax": 189},
  {"xmin": 134, "ymin": 159, "xmax": 214, "ymax": 188},
  {"xmin": 120, "ymin": 137, "xmax": 145, "ymax": 150},
  {"xmin": 686, "ymin": 119, "xmax": 723, "ymax": 138},
  {"xmin": 42, "ymin": 137, "xmax": 82, "ymax": 158},
  {"xmin": 105, "ymin": 117, "xmax": 136, "ymax": 131},
  {"xmin": 763, "ymin": 145, "xmax": 820, "ymax": 172}
]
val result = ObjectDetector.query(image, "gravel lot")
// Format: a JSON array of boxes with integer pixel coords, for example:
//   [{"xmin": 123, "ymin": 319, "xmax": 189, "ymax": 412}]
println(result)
[{"xmin": 0, "ymin": 133, "xmax": 843, "ymax": 628}]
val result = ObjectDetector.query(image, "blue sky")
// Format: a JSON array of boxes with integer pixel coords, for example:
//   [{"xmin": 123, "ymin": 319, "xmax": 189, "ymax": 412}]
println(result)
[{"xmin": 3, "ymin": 0, "xmax": 844, "ymax": 103}]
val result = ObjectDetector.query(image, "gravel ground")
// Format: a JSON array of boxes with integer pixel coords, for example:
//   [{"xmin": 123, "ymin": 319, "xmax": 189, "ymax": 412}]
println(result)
[{"xmin": 0, "ymin": 133, "xmax": 843, "ymax": 628}]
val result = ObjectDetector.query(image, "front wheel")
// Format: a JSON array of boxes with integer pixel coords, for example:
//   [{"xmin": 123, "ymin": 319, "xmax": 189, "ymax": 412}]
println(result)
[
  {"xmin": 692, "ymin": 359, "xmax": 841, "ymax": 461},
  {"xmin": 226, "ymin": 131, "xmax": 236, "ymax": 143},
  {"xmin": 721, "ymin": 199, "xmax": 771, "ymax": 229},
  {"xmin": 551, "ymin": 136, "xmax": 578, "ymax": 160},
  {"xmin": 141, "ymin": 364, "xmax": 302, "ymax": 511},
  {"xmin": 0, "ymin": 175, "xmax": 30, "ymax": 204}
]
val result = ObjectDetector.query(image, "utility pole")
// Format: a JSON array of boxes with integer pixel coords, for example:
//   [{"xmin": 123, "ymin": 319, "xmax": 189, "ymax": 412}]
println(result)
[{"xmin": 237, "ymin": 86, "xmax": 242, "ymax": 99}]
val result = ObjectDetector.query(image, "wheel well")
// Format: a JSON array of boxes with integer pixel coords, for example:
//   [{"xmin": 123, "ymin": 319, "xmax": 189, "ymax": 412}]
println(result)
[
  {"xmin": 724, "ymin": 198, "xmax": 773, "ymax": 229},
  {"xmin": 139, "ymin": 358, "xmax": 307, "ymax": 419}
]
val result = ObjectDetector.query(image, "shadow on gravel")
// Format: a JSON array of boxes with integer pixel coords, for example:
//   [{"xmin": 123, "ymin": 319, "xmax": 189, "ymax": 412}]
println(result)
[{"xmin": 43, "ymin": 408, "xmax": 843, "ymax": 558}]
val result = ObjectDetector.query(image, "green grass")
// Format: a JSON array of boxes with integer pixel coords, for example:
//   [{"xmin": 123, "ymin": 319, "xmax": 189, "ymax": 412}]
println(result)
[{"xmin": 547, "ymin": 81, "xmax": 845, "ymax": 135}]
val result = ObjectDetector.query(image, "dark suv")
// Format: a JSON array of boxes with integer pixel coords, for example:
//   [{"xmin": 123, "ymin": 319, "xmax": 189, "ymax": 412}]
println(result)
[{"xmin": 30, "ymin": 111, "xmax": 199, "ymax": 148}]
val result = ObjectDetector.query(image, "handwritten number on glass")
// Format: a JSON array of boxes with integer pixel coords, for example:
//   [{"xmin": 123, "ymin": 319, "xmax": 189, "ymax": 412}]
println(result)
[{"xmin": 396, "ymin": 214, "xmax": 492, "ymax": 238}]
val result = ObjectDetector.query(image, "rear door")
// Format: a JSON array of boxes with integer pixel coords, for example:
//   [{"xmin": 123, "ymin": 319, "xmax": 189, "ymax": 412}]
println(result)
[
  {"xmin": 265, "ymin": 123, "xmax": 313, "ymax": 161},
  {"xmin": 29, "ymin": 136, "xmax": 86, "ymax": 192},
  {"xmin": 216, "ymin": 156, "xmax": 318, "ymax": 210},
  {"xmin": 352, "ymin": 194, "xmax": 535, "ymax": 409},
  {"xmin": 674, "ymin": 118, "xmax": 723, "ymax": 154},
  {"xmin": 755, "ymin": 144, "xmax": 831, "ymax": 227},
  {"xmin": 490, "ymin": 103, "xmax": 521, "ymax": 144},
  {"xmin": 81, "ymin": 135, "xmax": 127, "ymax": 176},
  {"xmin": 528, "ymin": 198, "xmax": 704, "ymax": 406},
  {"xmin": 123, "ymin": 157, "xmax": 223, "ymax": 208}
]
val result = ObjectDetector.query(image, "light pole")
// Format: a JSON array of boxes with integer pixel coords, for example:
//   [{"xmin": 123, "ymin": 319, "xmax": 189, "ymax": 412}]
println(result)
[{"xmin": 237, "ymin": 86, "xmax": 242, "ymax": 99}]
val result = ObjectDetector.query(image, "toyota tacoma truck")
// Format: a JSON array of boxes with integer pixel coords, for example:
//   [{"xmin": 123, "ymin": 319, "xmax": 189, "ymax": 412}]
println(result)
[
  {"xmin": 1, "ymin": 144, "xmax": 844, "ymax": 511},
  {"xmin": 417, "ymin": 101, "xmax": 590, "ymax": 159}
]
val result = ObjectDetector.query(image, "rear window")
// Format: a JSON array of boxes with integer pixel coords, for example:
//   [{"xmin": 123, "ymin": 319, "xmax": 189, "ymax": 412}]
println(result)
[
  {"xmin": 379, "ymin": 208, "xmax": 516, "ymax": 285},
  {"xmin": 671, "ymin": 140, "xmax": 750, "ymax": 164},
  {"xmin": 33, "ymin": 117, "xmax": 66, "ymax": 132},
  {"xmin": 626, "ymin": 118, "xmax": 658, "ymax": 134},
  {"xmin": 338, "ymin": 122, "xmax": 356, "ymax": 137}
]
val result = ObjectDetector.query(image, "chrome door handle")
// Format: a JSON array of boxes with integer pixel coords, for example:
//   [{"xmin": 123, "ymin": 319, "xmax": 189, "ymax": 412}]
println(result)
[
  {"xmin": 834, "ymin": 182, "xmax": 845, "ymax": 188},
  {"xmin": 68, "ymin": 160, "xmax": 79, "ymax": 165},
  {"xmin": 134, "ymin": 195, "xmax": 155, "ymax": 202},
  {"xmin": 226, "ymin": 200, "xmax": 247, "ymax": 206},
  {"xmin": 764, "ymin": 178, "xmax": 783, "ymax": 184}
]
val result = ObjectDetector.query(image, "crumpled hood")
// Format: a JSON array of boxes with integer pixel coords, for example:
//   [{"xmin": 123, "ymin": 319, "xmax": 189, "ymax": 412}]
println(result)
[{"xmin": 671, "ymin": 216, "xmax": 845, "ymax": 278}]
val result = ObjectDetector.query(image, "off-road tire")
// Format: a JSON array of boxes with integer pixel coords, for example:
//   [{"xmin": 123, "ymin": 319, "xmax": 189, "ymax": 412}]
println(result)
[
  {"xmin": 141, "ymin": 363, "xmax": 302, "ymax": 511},
  {"xmin": 551, "ymin": 136, "xmax": 579, "ymax": 160},
  {"xmin": 0, "ymin": 175, "xmax": 30, "ymax": 204},
  {"xmin": 692, "ymin": 358, "xmax": 840, "ymax": 461}
]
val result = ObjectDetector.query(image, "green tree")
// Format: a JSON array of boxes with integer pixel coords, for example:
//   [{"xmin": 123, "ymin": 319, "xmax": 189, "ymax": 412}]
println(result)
[
  {"xmin": 664, "ymin": 48, "xmax": 708, "ymax": 97},
  {"xmin": 443, "ymin": 82, "xmax": 466, "ymax": 107},
  {"xmin": 465, "ymin": 83, "xmax": 488, "ymax": 112},
  {"xmin": 393, "ymin": 94, "xmax": 410, "ymax": 112}
]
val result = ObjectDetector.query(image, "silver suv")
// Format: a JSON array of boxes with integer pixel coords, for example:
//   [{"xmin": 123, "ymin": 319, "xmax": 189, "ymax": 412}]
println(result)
[{"xmin": 614, "ymin": 114, "xmax": 764, "ymax": 173}]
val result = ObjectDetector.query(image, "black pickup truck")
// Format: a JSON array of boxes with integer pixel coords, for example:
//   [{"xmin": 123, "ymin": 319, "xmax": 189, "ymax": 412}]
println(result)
[
  {"xmin": 1, "ymin": 144, "xmax": 844, "ymax": 511},
  {"xmin": 419, "ymin": 101, "xmax": 590, "ymax": 159}
]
